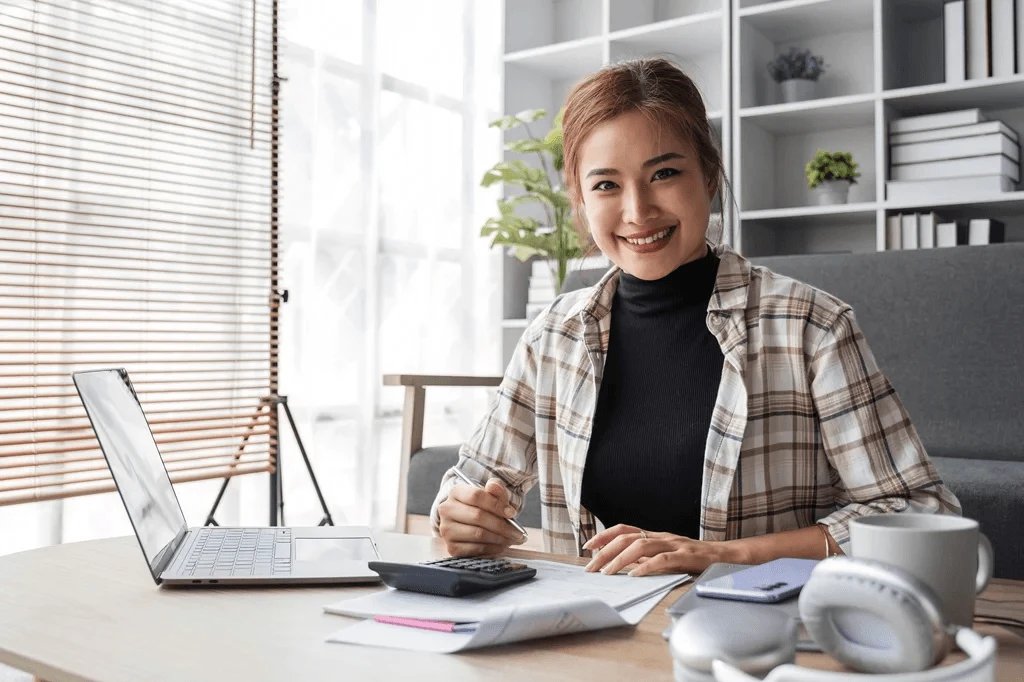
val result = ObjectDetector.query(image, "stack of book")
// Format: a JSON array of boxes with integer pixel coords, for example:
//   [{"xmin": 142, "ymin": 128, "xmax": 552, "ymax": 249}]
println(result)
[
  {"xmin": 943, "ymin": 0, "xmax": 1024, "ymax": 82},
  {"xmin": 887, "ymin": 109, "xmax": 1020, "ymax": 203},
  {"xmin": 886, "ymin": 211, "xmax": 1005, "ymax": 249}
]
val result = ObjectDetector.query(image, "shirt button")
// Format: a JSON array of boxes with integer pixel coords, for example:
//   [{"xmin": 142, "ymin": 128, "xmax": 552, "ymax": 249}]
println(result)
[{"xmin": 710, "ymin": 316, "xmax": 724, "ymax": 328}]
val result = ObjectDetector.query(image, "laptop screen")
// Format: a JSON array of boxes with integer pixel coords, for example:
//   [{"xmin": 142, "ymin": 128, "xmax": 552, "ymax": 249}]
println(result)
[{"xmin": 73, "ymin": 369, "xmax": 188, "ymax": 581}]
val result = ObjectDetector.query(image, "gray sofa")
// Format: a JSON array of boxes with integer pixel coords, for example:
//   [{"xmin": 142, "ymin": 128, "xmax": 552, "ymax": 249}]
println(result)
[{"xmin": 406, "ymin": 244, "xmax": 1023, "ymax": 578}]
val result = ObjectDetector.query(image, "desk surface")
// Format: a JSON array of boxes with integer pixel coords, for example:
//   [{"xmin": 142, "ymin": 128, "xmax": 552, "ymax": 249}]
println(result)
[{"xmin": 1, "ymin": 533, "xmax": 1023, "ymax": 682}]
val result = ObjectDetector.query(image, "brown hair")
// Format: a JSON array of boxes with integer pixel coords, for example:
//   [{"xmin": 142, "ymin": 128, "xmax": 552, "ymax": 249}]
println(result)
[{"xmin": 562, "ymin": 58, "xmax": 730, "ymax": 245}]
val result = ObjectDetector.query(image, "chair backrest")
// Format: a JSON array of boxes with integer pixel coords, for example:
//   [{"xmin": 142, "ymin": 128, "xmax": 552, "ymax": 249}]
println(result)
[
  {"xmin": 558, "ymin": 245, "xmax": 1024, "ymax": 462},
  {"xmin": 753, "ymin": 245, "xmax": 1024, "ymax": 463}
]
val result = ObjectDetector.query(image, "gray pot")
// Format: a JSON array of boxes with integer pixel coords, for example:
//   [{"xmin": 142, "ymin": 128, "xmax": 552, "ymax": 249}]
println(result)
[
  {"xmin": 780, "ymin": 78, "xmax": 817, "ymax": 104},
  {"xmin": 812, "ymin": 179, "xmax": 852, "ymax": 205}
]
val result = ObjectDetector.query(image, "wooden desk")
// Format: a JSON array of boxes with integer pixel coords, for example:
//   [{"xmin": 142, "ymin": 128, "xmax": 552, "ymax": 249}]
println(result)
[{"xmin": 1, "ymin": 533, "xmax": 1022, "ymax": 681}]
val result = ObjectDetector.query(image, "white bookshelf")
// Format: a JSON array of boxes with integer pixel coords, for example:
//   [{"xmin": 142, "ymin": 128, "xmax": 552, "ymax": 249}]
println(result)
[
  {"xmin": 498, "ymin": 0, "xmax": 733, "ymax": 367},
  {"xmin": 496, "ymin": 0, "xmax": 1024, "ymax": 365},
  {"xmin": 732, "ymin": 0, "xmax": 1024, "ymax": 257}
]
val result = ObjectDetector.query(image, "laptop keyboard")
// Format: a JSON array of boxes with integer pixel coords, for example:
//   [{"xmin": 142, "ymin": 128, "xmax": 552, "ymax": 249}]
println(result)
[{"xmin": 185, "ymin": 528, "xmax": 292, "ymax": 577}]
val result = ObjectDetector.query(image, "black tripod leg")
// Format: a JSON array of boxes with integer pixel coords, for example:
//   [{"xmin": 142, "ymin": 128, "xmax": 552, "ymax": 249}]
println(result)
[{"xmin": 279, "ymin": 397, "xmax": 335, "ymax": 526}]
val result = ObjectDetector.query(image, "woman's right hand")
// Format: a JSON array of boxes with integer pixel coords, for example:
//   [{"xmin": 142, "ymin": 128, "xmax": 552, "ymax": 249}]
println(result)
[{"xmin": 438, "ymin": 477, "xmax": 527, "ymax": 557}]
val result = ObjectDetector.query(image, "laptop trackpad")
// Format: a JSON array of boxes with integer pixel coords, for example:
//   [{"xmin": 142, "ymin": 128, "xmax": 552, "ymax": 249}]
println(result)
[
  {"xmin": 295, "ymin": 537, "xmax": 378, "ymax": 563},
  {"xmin": 290, "ymin": 536, "xmax": 380, "ymax": 579}
]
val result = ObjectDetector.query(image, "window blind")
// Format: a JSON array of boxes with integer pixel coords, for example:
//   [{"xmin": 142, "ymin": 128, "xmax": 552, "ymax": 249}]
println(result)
[{"xmin": 0, "ymin": 0, "xmax": 279, "ymax": 505}]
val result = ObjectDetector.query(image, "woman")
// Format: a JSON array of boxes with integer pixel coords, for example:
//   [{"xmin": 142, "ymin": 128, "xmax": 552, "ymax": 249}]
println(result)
[{"xmin": 431, "ymin": 58, "xmax": 961, "ymax": 576}]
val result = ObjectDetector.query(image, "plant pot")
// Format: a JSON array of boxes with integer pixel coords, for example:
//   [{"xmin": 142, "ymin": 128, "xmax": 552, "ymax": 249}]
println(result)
[
  {"xmin": 812, "ymin": 179, "xmax": 852, "ymax": 205},
  {"xmin": 780, "ymin": 78, "xmax": 817, "ymax": 104}
]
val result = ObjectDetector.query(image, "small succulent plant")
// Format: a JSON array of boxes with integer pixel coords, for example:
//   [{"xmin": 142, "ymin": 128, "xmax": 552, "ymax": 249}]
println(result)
[
  {"xmin": 767, "ymin": 47, "xmax": 827, "ymax": 83},
  {"xmin": 805, "ymin": 149, "xmax": 860, "ymax": 189}
]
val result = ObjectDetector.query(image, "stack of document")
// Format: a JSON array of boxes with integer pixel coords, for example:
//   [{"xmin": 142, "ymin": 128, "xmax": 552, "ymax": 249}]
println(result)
[
  {"xmin": 887, "ymin": 109, "xmax": 1020, "ymax": 204},
  {"xmin": 323, "ymin": 559, "xmax": 690, "ymax": 653}
]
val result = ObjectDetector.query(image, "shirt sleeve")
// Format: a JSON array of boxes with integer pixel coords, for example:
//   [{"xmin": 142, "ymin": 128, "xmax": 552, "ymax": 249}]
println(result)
[
  {"xmin": 809, "ymin": 307, "xmax": 962, "ymax": 552},
  {"xmin": 429, "ymin": 328, "xmax": 540, "ymax": 535}
]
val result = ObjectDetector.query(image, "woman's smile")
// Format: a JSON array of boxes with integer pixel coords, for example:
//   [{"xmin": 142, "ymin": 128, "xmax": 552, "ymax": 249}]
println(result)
[{"xmin": 619, "ymin": 224, "xmax": 678, "ymax": 253}]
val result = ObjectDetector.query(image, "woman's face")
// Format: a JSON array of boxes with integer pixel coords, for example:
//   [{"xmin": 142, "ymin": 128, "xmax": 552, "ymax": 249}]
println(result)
[{"xmin": 577, "ymin": 109, "xmax": 716, "ymax": 281}]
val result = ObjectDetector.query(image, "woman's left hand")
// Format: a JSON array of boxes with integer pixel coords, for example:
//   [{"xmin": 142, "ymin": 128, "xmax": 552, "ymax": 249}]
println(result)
[{"xmin": 582, "ymin": 524, "xmax": 736, "ymax": 576}]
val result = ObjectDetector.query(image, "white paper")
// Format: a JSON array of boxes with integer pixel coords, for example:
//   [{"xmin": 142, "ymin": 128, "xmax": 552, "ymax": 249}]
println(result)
[
  {"xmin": 324, "ymin": 559, "xmax": 689, "ymax": 623},
  {"xmin": 326, "ymin": 588, "xmax": 673, "ymax": 653}
]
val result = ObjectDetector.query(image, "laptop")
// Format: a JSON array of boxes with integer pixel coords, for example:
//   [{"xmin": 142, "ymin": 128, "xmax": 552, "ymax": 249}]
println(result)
[{"xmin": 72, "ymin": 368, "xmax": 382, "ymax": 587}]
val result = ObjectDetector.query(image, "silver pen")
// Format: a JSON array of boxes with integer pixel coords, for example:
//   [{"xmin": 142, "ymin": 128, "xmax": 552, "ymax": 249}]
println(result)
[{"xmin": 451, "ymin": 468, "xmax": 529, "ymax": 539}]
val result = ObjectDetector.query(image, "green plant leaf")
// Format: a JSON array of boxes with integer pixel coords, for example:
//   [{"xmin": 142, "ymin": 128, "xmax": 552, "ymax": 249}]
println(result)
[
  {"xmin": 488, "ymin": 108, "xmax": 548, "ymax": 130},
  {"xmin": 480, "ymin": 160, "xmax": 548, "ymax": 188}
]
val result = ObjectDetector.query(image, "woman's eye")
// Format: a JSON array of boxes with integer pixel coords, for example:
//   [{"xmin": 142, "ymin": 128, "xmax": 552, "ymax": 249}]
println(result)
[
  {"xmin": 652, "ymin": 167, "xmax": 680, "ymax": 181},
  {"xmin": 592, "ymin": 180, "xmax": 618, "ymax": 191}
]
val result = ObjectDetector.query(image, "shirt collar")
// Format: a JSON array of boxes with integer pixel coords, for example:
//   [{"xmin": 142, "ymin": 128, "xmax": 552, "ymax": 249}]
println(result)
[{"xmin": 564, "ymin": 242, "xmax": 751, "ymax": 323}]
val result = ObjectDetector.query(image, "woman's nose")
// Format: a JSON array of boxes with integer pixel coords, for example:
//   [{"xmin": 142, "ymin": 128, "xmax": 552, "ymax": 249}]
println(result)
[{"xmin": 622, "ymin": 185, "xmax": 658, "ymax": 226}]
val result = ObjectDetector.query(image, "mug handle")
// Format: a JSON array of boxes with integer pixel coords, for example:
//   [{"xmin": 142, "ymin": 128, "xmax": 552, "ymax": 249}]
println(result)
[{"xmin": 975, "ymin": 532, "xmax": 994, "ymax": 594}]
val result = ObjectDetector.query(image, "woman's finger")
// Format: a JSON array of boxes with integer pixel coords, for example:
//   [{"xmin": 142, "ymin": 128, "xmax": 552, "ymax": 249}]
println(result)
[
  {"xmin": 445, "ymin": 541, "xmax": 506, "ymax": 558},
  {"xmin": 600, "ymin": 539, "xmax": 677, "ymax": 576},
  {"xmin": 627, "ymin": 549, "xmax": 691, "ymax": 577},
  {"xmin": 582, "ymin": 524, "xmax": 641, "ymax": 551},
  {"xmin": 444, "ymin": 499, "xmax": 524, "ymax": 543},
  {"xmin": 584, "ymin": 532, "xmax": 644, "ymax": 572}
]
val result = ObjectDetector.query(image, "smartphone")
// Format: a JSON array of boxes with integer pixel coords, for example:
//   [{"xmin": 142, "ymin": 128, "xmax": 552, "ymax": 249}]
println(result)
[{"xmin": 693, "ymin": 558, "xmax": 818, "ymax": 603}]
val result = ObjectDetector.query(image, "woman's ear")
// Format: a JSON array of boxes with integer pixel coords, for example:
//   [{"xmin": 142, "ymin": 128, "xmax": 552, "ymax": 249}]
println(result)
[{"xmin": 706, "ymin": 173, "xmax": 719, "ymax": 203}]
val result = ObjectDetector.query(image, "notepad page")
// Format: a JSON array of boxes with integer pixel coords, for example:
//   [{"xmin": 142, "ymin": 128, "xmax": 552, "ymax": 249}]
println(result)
[{"xmin": 325, "ymin": 559, "xmax": 689, "ymax": 624}]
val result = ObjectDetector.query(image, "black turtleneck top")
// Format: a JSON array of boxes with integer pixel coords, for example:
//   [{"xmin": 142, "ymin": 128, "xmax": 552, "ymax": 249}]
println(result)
[{"xmin": 580, "ymin": 247, "xmax": 724, "ymax": 539}]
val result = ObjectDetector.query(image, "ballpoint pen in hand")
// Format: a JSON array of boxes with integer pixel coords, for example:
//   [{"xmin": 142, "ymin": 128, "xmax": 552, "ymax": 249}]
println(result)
[{"xmin": 451, "ymin": 468, "xmax": 529, "ymax": 540}]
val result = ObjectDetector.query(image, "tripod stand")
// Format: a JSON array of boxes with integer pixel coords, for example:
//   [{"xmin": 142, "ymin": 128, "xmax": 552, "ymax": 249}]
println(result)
[{"xmin": 205, "ymin": 394, "xmax": 334, "ymax": 527}]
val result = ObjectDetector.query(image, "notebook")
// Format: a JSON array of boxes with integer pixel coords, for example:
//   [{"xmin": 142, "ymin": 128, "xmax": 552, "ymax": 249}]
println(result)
[{"xmin": 662, "ymin": 562, "xmax": 819, "ymax": 651}]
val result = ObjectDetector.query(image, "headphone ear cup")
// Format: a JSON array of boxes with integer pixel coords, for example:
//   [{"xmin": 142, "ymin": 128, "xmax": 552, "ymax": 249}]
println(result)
[{"xmin": 799, "ymin": 558, "xmax": 944, "ymax": 674}]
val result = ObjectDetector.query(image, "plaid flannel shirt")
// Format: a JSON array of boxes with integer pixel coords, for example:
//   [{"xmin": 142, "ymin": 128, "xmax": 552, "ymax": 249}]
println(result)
[{"xmin": 431, "ymin": 243, "xmax": 961, "ymax": 557}]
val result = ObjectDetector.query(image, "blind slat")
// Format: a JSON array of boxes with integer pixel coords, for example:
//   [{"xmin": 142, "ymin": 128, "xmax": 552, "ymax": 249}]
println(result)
[{"xmin": 0, "ymin": 462, "xmax": 275, "ymax": 506}]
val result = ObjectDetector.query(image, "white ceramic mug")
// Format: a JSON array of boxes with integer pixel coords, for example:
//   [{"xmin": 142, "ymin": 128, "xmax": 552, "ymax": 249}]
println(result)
[{"xmin": 849, "ymin": 514, "xmax": 994, "ymax": 629}]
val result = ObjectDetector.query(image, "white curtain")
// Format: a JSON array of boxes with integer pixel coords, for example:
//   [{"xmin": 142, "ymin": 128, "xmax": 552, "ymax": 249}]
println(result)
[
  {"xmin": 0, "ymin": 0, "xmax": 503, "ymax": 555},
  {"xmin": 235, "ymin": 0, "xmax": 504, "ymax": 530}
]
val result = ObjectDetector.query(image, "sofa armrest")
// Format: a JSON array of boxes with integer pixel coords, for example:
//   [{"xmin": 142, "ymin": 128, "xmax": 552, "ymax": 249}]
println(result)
[{"xmin": 382, "ymin": 374, "xmax": 502, "ymax": 531}]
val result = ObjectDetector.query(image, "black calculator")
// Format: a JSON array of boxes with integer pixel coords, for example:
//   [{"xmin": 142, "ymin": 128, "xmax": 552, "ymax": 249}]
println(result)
[{"xmin": 367, "ymin": 557, "xmax": 537, "ymax": 597}]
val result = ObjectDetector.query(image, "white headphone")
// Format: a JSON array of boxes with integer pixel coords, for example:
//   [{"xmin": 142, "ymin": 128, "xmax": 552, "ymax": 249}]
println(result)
[{"xmin": 669, "ymin": 556, "xmax": 997, "ymax": 682}]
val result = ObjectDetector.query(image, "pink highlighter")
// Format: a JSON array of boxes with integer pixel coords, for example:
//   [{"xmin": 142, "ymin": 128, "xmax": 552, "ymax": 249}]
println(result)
[{"xmin": 373, "ymin": 615, "xmax": 477, "ymax": 634}]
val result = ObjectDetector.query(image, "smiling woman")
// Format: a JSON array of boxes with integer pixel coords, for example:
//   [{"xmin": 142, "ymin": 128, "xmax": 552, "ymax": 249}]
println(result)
[{"xmin": 429, "ymin": 58, "xmax": 961, "ymax": 577}]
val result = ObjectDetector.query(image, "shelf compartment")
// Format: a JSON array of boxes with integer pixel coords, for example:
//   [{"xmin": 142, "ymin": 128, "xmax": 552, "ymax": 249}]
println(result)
[
  {"xmin": 504, "ymin": 36, "xmax": 605, "ymax": 81},
  {"xmin": 504, "ymin": 0, "xmax": 603, "ymax": 53},
  {"xmin": 742, "ymin": 202, "xmax": 879, "ymax": 228},
  {"xmin": 609, "ymin": 11, "xmax": 723, "ymax": 55},
  {"xmin": 610, "ymin": 0, "xmax": 723, "ymax": 32},
  {"xmin": 885, "ymin": 192, "xmax": 1024, "ymax": 218},
  {"xmin": 739, "ymin": 93, "xmax": 875, "ymax": 134},
  {"xmin": 738, "ymin": 0, "xmax": 873, "ymax": 43},
  {"xmin": 883, "ymin": 75, "xmax": 1024, "ymax": 117}
]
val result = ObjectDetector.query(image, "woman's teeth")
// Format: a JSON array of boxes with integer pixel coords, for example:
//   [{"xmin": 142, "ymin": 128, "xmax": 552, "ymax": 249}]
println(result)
[{"xmin": 625, "ymin": 226, "xmax": 674, "ymax": 245}]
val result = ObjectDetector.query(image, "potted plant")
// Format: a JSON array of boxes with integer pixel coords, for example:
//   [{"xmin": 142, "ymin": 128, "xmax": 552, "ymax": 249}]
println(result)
[
  {"xmin": 480, "ymin": 108, "xmax": 585, "ymax": 307},
  {"xmin": 767, "ymin": 47, "xmax": 827, "ymax": 104},
  {"xmin": 805, "ymin": 149, "xmax": 861, "ymax": 205}
]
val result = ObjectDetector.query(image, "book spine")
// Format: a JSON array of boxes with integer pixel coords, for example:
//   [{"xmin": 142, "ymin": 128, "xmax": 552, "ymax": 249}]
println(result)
[
  {"xmin": 919, "ymin": 213, "xmax": 937, "ymax": 249},
  {"xmin": 901, "ymin": 213, "xmax": 919, "ymax": 250},
  {"xmin": 889, "ymin": 108, "xmax": 985, "ymax": 133},
  {"xmin": 890, "ymin": 133, "xmax": 1019, "ymax": 164},
  {"xmin": 886, "ymin": 174, "xmax": 1014, "ymax": 203},
  {"xmin": 889, "ymin": 120, "xmax": 1019, "ymax": 144},
  {"xmin": 967, "ymin": 0, "xmax": 992, "ymax": 79},
  {"xmin": 946, "ymin": 1, "xmax": 968, "ymax": 82},
  {"xmin": 886, "ymin": 214, "xmax": 902, "ymax": 250},
  {"xmin": 1018, "ymin": 0, "xmax": 1024, "ymax": 74},
  {"xmin": 890, "ymin": 154, "xmax": 1019, "ymax": 182},
  {"xmin": 992, "ymin": 0, "xmax": 1016, "ymax": 76}
]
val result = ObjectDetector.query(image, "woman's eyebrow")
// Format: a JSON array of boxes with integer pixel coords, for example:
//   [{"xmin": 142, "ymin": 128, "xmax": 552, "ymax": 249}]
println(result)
[{"xmin": 584, "ymin": 152, "xmax": 686, "ymax": 178}]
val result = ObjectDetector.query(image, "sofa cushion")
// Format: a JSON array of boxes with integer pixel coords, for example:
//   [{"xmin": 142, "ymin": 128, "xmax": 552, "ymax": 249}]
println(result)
[
  {"xmin": 406, "ymin": 446, "xmax": 543, "ymax": 529},
  {"xmin": 931, "ymin": 456, "xmax": 1024, "ymax": 580},
  {"xmin": 752, "ymin": 244, "xmax": 1024, "ymax": 463}
]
